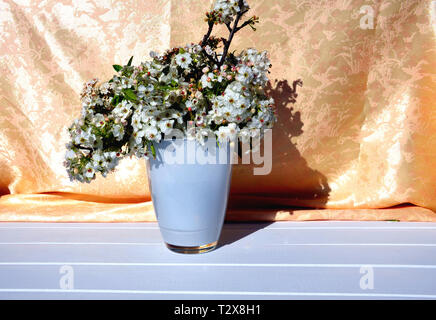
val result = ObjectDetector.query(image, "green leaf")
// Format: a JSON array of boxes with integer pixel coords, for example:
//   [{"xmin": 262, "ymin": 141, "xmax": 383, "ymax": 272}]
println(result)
[
  {"xmin": 122, "ymin": 88, "xmax": 138, "ymax": 101},
  {"xmin": 127, "ymin": 56, "xmax": 133, "ymax": 66},
  {"xmin": 178, "ymin": 48, "xmax": 186, "ymax": 54},
  {"xmin": 149, "ymin": 143, "xmax": 156, "ymax": 158},
  {"xmin": 111, "ymin": 95, "xmax": 120, "ymax": 106},
  {"xmin": 113, "ymin": 65, "xmax": 123, "ymax": 72}
]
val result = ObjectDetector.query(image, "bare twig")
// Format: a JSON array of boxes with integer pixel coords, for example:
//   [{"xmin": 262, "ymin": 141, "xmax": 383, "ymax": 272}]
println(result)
[
  {"xmin": 218, "ymin": 1, "xmax": 250, "ymax": 67},
  {"xmin": 201, "ymin": 21, "xmax": 214, "ymax": 47},
  {"xmin": 200, "ymin": 20, "xmax": 220, "ymax": 65},
  {"xmin": 201, "ymin": 1, "xmax": 253, "ymax": 68},
  {"xmin": 73, "ymin": 144, "xmax": 93, "ymax": 152},
  {"xmin": 236, "ymin": 19, "xmax": 253, "ymax": 32}
]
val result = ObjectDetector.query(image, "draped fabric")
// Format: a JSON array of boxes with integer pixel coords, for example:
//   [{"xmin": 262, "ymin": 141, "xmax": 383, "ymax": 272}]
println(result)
[{"xmin": 0, "ymin": 0, "xmax": 435, "ymax": 221}]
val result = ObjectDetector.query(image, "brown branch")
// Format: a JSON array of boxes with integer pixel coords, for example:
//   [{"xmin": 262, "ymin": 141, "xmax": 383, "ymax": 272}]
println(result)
[
  {"xmin": 218, "ymin": 17, "xmax": 241, "ymax": 66},
  {"xmin": 200, "ymin": 20, "xmax": 220, "ymax": 65},
  {"xmin": 72, "ymin": 144, "xmax": 93, "ymax": 153},
  {"xmin": 201, "ymin": 21, "xmax": 214, "ymax": 47},
  {"xmin": 236, "ymin": 19, "xmax": 253, "ymax": 32},
  {"xmin": 217, "ymin": 1, "xmax": 249, "ymax": 67}
]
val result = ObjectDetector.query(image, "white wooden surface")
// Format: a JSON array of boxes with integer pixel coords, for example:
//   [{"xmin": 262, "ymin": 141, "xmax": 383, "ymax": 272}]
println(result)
[{"xmin": 0, "ymin": 221, "xmax": 435, "ymax": 299}]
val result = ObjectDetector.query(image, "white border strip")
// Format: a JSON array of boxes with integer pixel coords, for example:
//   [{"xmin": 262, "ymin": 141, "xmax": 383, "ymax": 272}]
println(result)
[
  {"xmin": 0, "ymin": 226, "xmax": 435, "ymax": 230},
  {"xmin": 0, "ymin": 224, "xmax": 435, "ymax": 230},
  {"xmin": 0, "ymin": 242, "xmax": 161, "ymax": 246},
  {"xmin": 0, "ymin": 242, "xmax": 435, "ymax": 247},
  {"xmin": 0, "ymin": 262, "xmax": 435, "ymax": 269},
  {"xmin": 0, "ymin": 288, "xmax": 435, "ymax": 299},
  {"xmin": 274, "ymin": 243, "xmax": 436, "ymax": 247}
]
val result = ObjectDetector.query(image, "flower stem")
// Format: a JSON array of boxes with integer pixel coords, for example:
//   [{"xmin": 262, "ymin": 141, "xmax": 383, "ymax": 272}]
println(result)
[
  {"xmin": 201, "ymin": 21, "xmax": 214, "ymax": 47},
  {"xmin": 218, "ymin": 0, "xmax": 249, "ymax": 67}
]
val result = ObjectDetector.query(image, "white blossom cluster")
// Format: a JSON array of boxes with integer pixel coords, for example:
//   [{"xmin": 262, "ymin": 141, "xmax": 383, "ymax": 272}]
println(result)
[
  {"xmin": 65, "ymin": 0, "xmax": 276, "ymax": 182},
  {"xmin": 213, "ymin": 0, "xmax": 250, "ymax": 24}
]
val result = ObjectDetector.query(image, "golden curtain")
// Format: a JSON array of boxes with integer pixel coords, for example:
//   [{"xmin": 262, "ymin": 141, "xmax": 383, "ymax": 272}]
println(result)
[{"xmin": 0, "ymin": 0, "xmax": 435, "ymax": 221}]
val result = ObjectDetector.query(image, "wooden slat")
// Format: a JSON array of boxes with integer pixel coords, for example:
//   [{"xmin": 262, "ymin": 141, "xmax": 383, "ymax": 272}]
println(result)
[
  {"xmin": 0, "ymin": 221, "xmax": 435, "ymax": 299},
  {"xmin": 1, "ymin": 222, "xmax": 436, "ymax": 245}
]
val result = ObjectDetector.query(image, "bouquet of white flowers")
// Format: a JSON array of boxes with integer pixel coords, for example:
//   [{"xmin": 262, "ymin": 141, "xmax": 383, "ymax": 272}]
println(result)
[{"xmin": 65, "ymin": 0, "xmax": 277, "ymax": 183}]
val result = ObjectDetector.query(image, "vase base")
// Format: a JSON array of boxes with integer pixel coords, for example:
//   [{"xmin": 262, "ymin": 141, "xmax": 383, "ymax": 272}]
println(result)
[{"xmin": 165, "ymin": 241, "xmax": 218, "ymax": 254}]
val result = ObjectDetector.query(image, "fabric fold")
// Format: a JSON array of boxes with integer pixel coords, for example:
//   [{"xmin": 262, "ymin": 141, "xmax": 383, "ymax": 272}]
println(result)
[{"xmin": 0, "ymin": 0, "xmax": 435, "ymax": 221}]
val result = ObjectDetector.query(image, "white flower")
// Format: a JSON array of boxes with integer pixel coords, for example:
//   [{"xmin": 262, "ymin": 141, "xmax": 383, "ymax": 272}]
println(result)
[
  {"xmin": 65, "ymin": 149, "xmax": 76, "ymax": 160},
  {"xmin": 186, "ymin": 126, "xmax": 196, "ymax": 140},
  {"xmin": 138, "ymin": 84, "xmax": 154, "ymax": 98},
  {"xmin": 74, "ymin": 130, "xmax": 90, "ymax": 146},
  {"xmin": 133, "ymin": 129, "xmax": 145, "ymax": 144},
  {"xmin": 112, "ymin": 100, "xmax": 133, "ymax": 120},
  {"xmin": 169, "ymin": 109, "xmax": 184, "ymax": 124},
  {"xmin": 213, "ymin": 0, "xmax": 249, "ymax": 24},
  {"xmin": 195, "ymin": 128, "xmax": 213, "ymax": 145},
  {"xmin": 99, "ymin": 82, "xmax": 111, "ymax": 95},
  {"xmin": 84, "ymin": 163, "xmax": 95, "ymax": 179},
  {"xmin": 216, "ymin": 123, "xmax": 239, "ymax": 143},
  {"xmin": 91, "ymin": 136, "xmax": 102, "ymax": 149},
  {"xmin": 120, "ymin": 77, "xmax": 133, "ymax": 89},
  {"xmin": 227, "ymin": 123, "xmax": 239, "ymax": 140},
  {"xmin": 217, "ymin": 126, "xmax": 229, "ymax": 142},
  {"xmin": 144, "ymin": 126, "xmax": 159, "ymax": 140},
  {"xmin": 195, "ymin": 90, "xmax": 203, "ymax": 100},
  {"xmin": 185, "ymin": 99, "xmax": 197, "ymax": 111},
  {"xmin": 238, "ymin": 128, "xmax": 251, "ymax": 143},
  {"xmin": 112, "ymin": 125, "xmax": 124, "ymax": 141},
  {"xmin": 159, "ymin": 119, "xmax": 174, "ymax": 134},
  {"xmin": 224, "ymin": 90, "xmax": 240, "ymax": 107},
  {"xmin": 201, "ymin": 73, "xmax": 214, "ymax": 89},
  {"xmin": 94, "ymin": 113, "xmax": 105, "ymax": 127},
  {"xmin": 175, "ymin": 53, "xmax": 192, "ymax": 69},
  {"xmin": 92, "ymin": 152, "xmax": 107, "ymax": 170},
  {"xmin": 236, "ymin": 65, "xmax": 253, "ymax": 84},
  {"xmin": 104, "ymin": 152, "xmax": 119, "ymax": 170}
]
